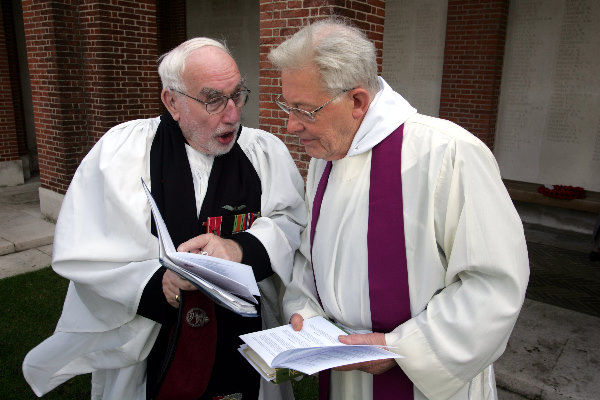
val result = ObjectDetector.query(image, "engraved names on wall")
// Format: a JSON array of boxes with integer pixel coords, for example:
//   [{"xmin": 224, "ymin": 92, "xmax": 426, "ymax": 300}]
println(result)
[
  {"xmin": 494, "ymin": 0, "xmax": 600, "ymax": 191},
  {"xmin": 382, "ymin": 0, "xmax": 448, "ymax": 117}
]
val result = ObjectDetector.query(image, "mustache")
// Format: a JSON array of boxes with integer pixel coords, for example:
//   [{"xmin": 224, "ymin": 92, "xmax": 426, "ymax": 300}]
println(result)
[{"xmin": 213, "ymin": 123, "xmax": 240, "ymax": 137}]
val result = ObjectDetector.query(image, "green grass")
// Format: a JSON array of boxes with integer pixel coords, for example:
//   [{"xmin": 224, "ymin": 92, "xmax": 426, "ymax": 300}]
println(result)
[
  {"xmin": 291, "ymin": 375, "xmax": 318, "ymax": 399},
  {"xmin": 1, "ymin": 267, "xmax": 317, "ymax": 399},
  {"xmin": 0, "ymin": 267, "xmax": 90, "ymax": 399}
]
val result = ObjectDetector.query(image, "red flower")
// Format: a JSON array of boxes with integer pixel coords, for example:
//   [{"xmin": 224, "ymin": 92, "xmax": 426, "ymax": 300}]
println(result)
[{"xmin": 538, "ymin": 185, "xmax": 586, "ymax": 200}]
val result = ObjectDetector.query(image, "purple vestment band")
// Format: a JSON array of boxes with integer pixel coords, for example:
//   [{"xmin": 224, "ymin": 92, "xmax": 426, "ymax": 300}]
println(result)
[
  {"xmin": 310, "ymin": 160, "xmax": 332, "ymax": 400},
  {"xmin": 310, "ymin": 160, "xmax": 332, "ymax": 310},
  {"xmin": 311, "ymin": 124, "xmax": 413, "ymax": 399},
  {"xmin": 368, "ymin": 124, "xmax": 413, "ymax": 399}
]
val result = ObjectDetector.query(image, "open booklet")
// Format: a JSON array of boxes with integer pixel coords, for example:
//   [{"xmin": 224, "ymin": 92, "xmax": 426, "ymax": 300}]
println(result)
[
  {"xmin": 141, "ymin": 178, "xmax": 260, "ymax": 317},
  {"xmin": 238, "ymin": 316, "xmax": 402, "ymax": 381}
]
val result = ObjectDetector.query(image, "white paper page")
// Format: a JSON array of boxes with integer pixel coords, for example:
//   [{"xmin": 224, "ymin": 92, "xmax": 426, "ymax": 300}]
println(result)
[
  {"xmin": 169, "ymin": 251, "xmax": 259, "ymax": 296},
  {"xmin": 274, "ymin": 344, "xmax": 399, "ymax": 375},
  {"xmin": 239, "ymin": 316, "xmax": 400, "ymax": 375},
  {"xmin": 166, "ymin": 253, "xmax": 257, "ymax": 301},
  {"xmin": 240, "ymin": 316, "xmax": 344, "ymax": 365},
  {"xmin": 163, "ymin": 255, "xmax": 258, "ymax": 311}
]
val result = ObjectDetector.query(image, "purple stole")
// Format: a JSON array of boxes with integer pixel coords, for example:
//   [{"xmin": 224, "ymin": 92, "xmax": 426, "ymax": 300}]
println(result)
[{"xmin": 310, "ymin": 124, "xmax": 413, "ymax": 399}]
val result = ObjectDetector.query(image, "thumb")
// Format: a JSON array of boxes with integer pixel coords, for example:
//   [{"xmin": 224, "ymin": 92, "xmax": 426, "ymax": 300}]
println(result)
[
  {"xmin": 177, "ymin": 234, "xmax": 211, "ymax": 252},
  {"xmin": 290, "ymin": 313, "xmax": 304, "ymax": 331},
  {"xmin": 338, "ymin": 332, "xmax": 386, "ymax": 346}
]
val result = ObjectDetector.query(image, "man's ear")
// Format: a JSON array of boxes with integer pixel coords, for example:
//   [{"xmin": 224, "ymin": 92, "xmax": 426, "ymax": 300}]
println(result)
[
  {"xmin": 161, "ymin": 88, "xmax": 180, "ymax": 121},
  {"xmin": 350, "ymin": 88, "xmax": 371, "ymax": 120}
]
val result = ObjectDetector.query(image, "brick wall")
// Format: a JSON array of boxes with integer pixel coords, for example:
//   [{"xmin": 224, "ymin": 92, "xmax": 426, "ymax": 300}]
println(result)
[
  {"xmin": 439, "ymin": 0, "xmax": 509, "ymax": 149},
  {"xmin": 0, "ymin": 3, "xmax": 20, "ymax": 163},
  {"xmin": 22, "ymin": 0, "xmax": 161, "ymax": 194},
  {"xmin": 16, "ymin": 0, "xmax": 510, "ymax": 192},
  {"xmin": 79, "ymin": 1, "xmax": 161, "ymax": 144},
  {"xmin": 258, "ymin": 0, "xmax": 385, "ymax": 177}
]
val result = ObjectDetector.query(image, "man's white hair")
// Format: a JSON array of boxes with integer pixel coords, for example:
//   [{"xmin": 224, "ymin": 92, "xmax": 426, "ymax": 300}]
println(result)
[
  {"xmin": 268, "ymin": 18, "xmax": 379, "ymax": 95},
  {"xmin": 158, "ymin": 37, "xmax": 231, "ymax": 91}
]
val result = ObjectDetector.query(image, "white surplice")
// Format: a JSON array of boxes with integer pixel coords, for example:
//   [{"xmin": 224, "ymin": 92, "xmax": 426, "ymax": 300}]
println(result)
[
  {"xmin": 283, "ymin": 78, "xmax": 530, "ymax": 400},
  {"xmin": 22, "ymin": 117, "xmax": 307, "ymax": 400}
]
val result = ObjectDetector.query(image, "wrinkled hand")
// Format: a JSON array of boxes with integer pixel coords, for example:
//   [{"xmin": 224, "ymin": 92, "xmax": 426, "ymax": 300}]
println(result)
[
  {"xmin": 162, "ymin": 234, "xmax": 243, "ymax": 308},
  {"xmin": 177, "ymin": 233, "xmax": 243, "ymax": 262},
  {"xmin": 335, "ymin": 332, "xmax": 397, "ymax": 375},
  {"xmin": 289, "ymin": 314, "xmax": 396, "ymax": 375},
  {"xmin": 163, "ymin": 269, "xmax": 196, "ymax": 308}
]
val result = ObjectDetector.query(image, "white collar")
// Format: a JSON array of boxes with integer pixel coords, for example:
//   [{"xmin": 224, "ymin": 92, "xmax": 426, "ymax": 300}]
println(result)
[{"xmin": 345, "ymin": 77, "xmax": 417, "ymax": 158}]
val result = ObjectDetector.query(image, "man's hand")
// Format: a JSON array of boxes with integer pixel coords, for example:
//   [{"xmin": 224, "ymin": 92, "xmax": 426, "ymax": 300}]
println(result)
[
  {"xmin": 289, "ymin": 314, "xmax": 396, "ymax": 374},
  {"xmin": 162, "ymin": 233, "xmax": 243, "ymax": 308},
  {"xmin": 335, "ymin": 332, "xmax": 397, "ymax": 375},
  {"xmin": 162, "ymin": 269, "xmax": 196, "ymax": 308},
  {"xmin": 178, "ymin": 233, "xmax": 243, "ymax": 262}
]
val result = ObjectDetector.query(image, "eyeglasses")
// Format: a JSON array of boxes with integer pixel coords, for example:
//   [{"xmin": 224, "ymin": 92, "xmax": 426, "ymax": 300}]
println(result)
[
  {"xmin": 274, "ymin": 89, "xmax": 354, "ymax": 122},
  {"xmin": 172, "ymin": 88, "xmax": 250, "ymax": 114}
]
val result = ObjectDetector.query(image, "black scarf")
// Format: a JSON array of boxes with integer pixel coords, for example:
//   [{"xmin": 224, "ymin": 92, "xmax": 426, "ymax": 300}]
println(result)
[
  {"xmin": 145, "ymin": 112, "xmax": 265, "ymax": 399},
  {"xmin": 149, "ymin": 112, "xmax": 201, "ymax": 246}
]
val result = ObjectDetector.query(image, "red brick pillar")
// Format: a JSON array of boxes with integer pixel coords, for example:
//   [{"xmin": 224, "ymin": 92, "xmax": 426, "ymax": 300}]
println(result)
[
  {"xmin": 22, "ymin": 0, "xmax": 161, "ymax": 195},
  {"xmin": 0, "ymin": 3, "xmax": 22, "ymax": 184},
  {"xmin": 439, "ymin": 0, "xmax": 509, "ymax": 149},
  {"xmin": 258, "ymin": 0, "xmax": 385, "ymax": 177}
]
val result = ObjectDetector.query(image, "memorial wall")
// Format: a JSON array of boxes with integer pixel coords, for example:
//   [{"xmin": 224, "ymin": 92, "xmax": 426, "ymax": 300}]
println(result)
[
  {"xmin": 183, "ymin": 1, "xmax": 600, "ymax": 194},
  {"xmin": 494, "ymin": 0, "xmax": 600, "ymax": 192},
  {"xmin": 382, "ymin": 0, "xmax": 448, "ymax": 117}
]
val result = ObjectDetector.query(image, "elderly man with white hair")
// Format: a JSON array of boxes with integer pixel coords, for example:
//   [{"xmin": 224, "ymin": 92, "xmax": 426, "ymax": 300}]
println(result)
[{"xmin": 271, "ymin": 18, "xmax": 529, "ymax": 400}]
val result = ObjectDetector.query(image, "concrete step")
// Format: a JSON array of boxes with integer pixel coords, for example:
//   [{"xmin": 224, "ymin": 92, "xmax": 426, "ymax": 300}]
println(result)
[
  {"xmin": 0, "ymin": 244, "xmax": 53, "ymax": 279},
  {"xmin": 0, "ymin": 177, "xmax": 55, "ymax": 277}
]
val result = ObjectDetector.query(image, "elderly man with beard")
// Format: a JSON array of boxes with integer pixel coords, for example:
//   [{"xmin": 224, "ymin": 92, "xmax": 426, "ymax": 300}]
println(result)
[{"xmin": 23, "ymin": 38, "xmax": 306, "ymax": 400}]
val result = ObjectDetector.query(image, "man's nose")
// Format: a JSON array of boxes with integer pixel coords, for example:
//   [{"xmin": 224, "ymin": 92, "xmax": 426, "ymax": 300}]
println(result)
[
  {"xmin": 221, "ymin": 98, "xmax": 240, "ymax": 123},
  {"xmin": 286, "ymin": 112, "xmax": 304, "ymax": 134}
]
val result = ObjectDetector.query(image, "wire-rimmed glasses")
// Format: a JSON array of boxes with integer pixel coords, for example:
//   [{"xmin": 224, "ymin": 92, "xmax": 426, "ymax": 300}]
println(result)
[
  {"xmin": 274, "ymin": 88, "xmax": 354, "ymax": 122},
  {"xmin": 172, "ymin": 88, "xmax": 251, "ymax": 114}
]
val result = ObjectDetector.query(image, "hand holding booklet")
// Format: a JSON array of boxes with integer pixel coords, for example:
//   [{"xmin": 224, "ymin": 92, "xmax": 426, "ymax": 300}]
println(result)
[
  {"xmin": 238, "ymin": 316, "xmax": 402, "ymax": 381},
  {"xmin": 141, "ymin": 178, "xmax": 259, "ymax": 317}
]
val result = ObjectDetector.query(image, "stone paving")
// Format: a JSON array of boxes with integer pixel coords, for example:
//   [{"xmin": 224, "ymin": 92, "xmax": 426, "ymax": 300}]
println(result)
[
  {"xmin": 495, "ymin": 300, "xmax": 600, "ymax": 400},
  {"xmin": 1, "ymin": 178, "xmax": 599, "ymax": 400},
  {"xmin": 526, "ymin": 241, "xmax": 600, "ymax": 318},
  {"xmin": 0, "ymin": 177, "xmax": 53, "ymax": 278}
]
